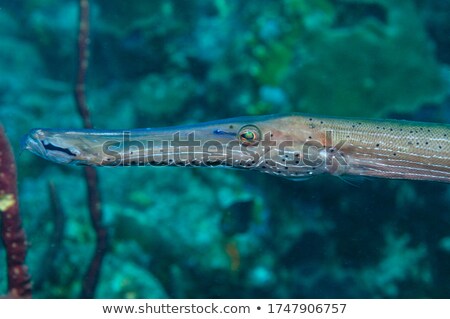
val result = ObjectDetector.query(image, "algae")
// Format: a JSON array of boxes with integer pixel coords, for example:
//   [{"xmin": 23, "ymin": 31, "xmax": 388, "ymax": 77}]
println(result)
[{"xmin": 0, "ymin": 194, "xmax": 15, "ymax": 212}]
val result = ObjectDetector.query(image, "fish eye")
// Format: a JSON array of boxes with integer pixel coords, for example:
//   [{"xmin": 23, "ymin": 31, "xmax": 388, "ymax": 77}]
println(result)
[{"xmin": 238, "ymin": 125, "xmax": 261, "ymax": 146}]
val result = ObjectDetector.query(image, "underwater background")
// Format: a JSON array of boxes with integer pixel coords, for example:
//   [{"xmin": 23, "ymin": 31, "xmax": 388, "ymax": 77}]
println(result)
[{"xmin": 1, "ymin": 0, "xmax": 450, "ymax": 298}]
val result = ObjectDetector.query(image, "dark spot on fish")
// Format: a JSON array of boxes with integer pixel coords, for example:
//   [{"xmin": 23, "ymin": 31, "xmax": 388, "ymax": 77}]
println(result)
[{"xmin": 42, "ymin": 142, "xmax": 77, "ymax": 157}]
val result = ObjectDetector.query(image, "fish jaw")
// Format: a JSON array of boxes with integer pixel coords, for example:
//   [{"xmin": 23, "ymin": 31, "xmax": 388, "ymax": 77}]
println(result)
[
  {"xmin": 21, "ymin": 128, "xmax": 112, "ymax": 165},
  {"xmin": 21, "ymin": 129, "xmax": 82, "ymax": 165}
]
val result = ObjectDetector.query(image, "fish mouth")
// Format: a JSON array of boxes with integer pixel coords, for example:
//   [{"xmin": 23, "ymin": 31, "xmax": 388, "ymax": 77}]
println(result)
[
  {"xmin": 21, "ymin": 129, "xmax": 46, "ymax": 157},
  {"xmin": 20, "ymin": 130, "xmax": 45, "ymax": 156},
  {"xmin": 21, "ymin": 129, "xmax": 81, "ymax": 164}
]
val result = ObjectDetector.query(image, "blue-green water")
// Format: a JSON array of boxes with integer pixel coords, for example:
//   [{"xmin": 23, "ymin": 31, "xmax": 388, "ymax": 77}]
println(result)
[{"xmin": 1, "ymin": 0, "xmax": 450, "ymax": 298}]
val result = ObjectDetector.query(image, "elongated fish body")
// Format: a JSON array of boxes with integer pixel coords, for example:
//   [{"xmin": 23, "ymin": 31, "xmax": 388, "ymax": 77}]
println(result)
[{"xmin": 22, "ymin": 114, "xmax": 450, "ymax": 183}]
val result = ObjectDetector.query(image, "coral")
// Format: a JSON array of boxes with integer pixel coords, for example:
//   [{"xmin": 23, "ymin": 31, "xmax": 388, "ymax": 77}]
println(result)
[
  {"xmin": 97, "ymin": 254, "xmax": 168, "ymax": 298},
  {"xmin": 0, "ymin": 127, "xmax": 32, "ymax": 297},
  {"xmin": 132, "ymin": 74, "xmax": 197, "ymax": 125},
  {"xmin": 284, "ymin": 0, "xmax": 445, "ymax": 117},
  {"xmin": 361, "ymin": 231, "xmax": 429, "ymax": 297}
]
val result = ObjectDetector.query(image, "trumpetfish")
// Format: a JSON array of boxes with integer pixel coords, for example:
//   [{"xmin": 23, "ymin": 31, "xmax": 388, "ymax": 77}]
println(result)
[{"xmin": 22, "ymin": 114, "xmax": 450, "ymax": 183}]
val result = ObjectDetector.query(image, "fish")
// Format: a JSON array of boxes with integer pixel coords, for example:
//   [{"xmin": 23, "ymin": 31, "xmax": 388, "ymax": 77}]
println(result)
[{"xmin": 22, "ymin": 113, "xmax": 450, "ymax": 183}]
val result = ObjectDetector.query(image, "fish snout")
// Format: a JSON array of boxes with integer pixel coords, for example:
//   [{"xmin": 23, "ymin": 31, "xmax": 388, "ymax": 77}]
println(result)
[
  {"xmin": 21, "ymin": 129, "xmax": 46, "ymax": 156},
  {"xmin": 21, "ymin": 129, "xmax": 82, "ymax": 164}
]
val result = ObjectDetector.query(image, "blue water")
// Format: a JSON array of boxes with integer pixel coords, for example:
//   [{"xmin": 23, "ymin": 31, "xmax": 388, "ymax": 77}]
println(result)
[{"xmin": 1, "ymin": 0, "xmax": 449, "ymax": 298}]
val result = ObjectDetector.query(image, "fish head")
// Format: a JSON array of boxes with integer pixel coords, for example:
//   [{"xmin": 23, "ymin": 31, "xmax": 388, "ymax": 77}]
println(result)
[
  {"xmin": 21, "ymin": 128, "xmax": 103, "ymax": 165},
  {"xmin": 22, "ymin": 114, "xmax": 326, "ymax": 178}
]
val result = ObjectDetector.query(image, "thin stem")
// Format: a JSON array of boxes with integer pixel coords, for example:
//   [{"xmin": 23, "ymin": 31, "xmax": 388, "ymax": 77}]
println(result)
[{"xmin": 74, "ymin": 0, "xmax": 108, "ymax": 298}]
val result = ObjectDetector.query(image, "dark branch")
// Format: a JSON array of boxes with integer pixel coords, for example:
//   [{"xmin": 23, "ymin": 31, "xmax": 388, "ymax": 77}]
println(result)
[
  {"xmin": 75, "ymin": 0, "xmax": 92, "ymax": 129},
  {"xmin": 33, "ymin": 182, "xmax": 66, "ymax": 291},
  {"xmin": 74, "ymin": 0, "xmax": 108, "ymax": 298}
]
